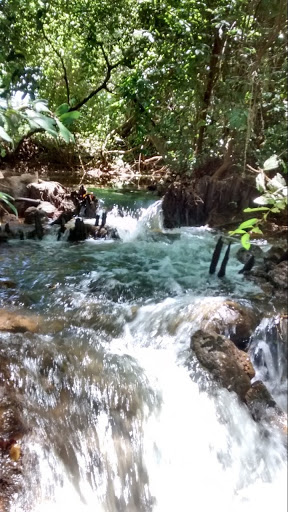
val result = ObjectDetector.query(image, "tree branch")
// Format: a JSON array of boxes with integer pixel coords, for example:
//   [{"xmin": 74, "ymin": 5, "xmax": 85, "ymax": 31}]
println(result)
[
  {"xmin": 70, "ymin": 43, "xmax": 122, "ymax": 111},
  {"xmin": 42, "ymin": 28, "xmax": 71, "ymax": 105}
]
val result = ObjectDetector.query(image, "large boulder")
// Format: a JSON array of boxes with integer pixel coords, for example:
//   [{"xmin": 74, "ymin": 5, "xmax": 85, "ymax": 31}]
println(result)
[
  {"xmin": 24, "ymin": 202, "xmax": 57, "ymax": 223},
  {"xmin": 190, "ymin": 330, "xmax": 255, "ymax": 400},
  {"xmin": 26, "ymin": 180, "xmax": 66, "ymax": 208},
  {"xmin": 0, "ymin": 173, "xmax": 38, "ymax": 199},
  {"xmin": 199, "ymin": 300, "xmax": 260, "ymax": 350}
]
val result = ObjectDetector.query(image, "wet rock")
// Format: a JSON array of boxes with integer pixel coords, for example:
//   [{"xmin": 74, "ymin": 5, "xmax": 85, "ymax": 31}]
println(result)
[
  {"xmin": 199, "ymin": 300, "xmax": 260, "ymax": 350},
  {"xmin": 236, "ymin": 245, "xmax": 264, "ymax": 264},
  {"xmin": 26, "ymin": 180, "xmax": 66, "ymax": 208},
  {"xmin": 0, "ymin": 280, "xmax": 16, "ymax": 289},
  {"xmin": 24, "ymin": 201, "xmax": 57, "ymax": 224},
  {"xmin": 0, "ymin": 309, "xmax": 39, "ymax": 333},
  {"xmin": 245, "ymin": 380, "xmax": 287, "ymax": 437},
  {"xmin": 24, "ymin": 206, "xmax": 47, "ymax": 224},
  {"xmin": 190, "ymin": 330, "xmax": 254, "ymax": 400},
  {"xmin": 267, "ymin": 261, "xmax": 288, "ymax": 289},
  {"xmin": 0, "ymin": 173, "xmax": 38, "ymax": 200},
  {"xmin": 67, "ymin": 217, "xmax": 87, "ymax": 242},
  {"xmin": 264, "ymin": 245, "xmax": 288, "ymax": 264}
]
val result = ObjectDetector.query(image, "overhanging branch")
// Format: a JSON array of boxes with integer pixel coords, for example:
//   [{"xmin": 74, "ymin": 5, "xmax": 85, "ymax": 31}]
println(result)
[{"xmin": 70, "ymin": 43, "xmax": 122, "ymax": 111}]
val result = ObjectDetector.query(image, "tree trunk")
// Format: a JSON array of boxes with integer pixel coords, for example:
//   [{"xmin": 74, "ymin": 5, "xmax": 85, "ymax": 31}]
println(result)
[{"xmin": 195, "ymin": 31, "xmax": 225, "ymax": 156}]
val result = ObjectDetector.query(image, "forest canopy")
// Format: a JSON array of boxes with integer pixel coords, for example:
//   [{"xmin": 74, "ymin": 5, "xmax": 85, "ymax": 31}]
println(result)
[{"xmin": 0, "ymin": 0, "xmax": 287, "ymax": 173}]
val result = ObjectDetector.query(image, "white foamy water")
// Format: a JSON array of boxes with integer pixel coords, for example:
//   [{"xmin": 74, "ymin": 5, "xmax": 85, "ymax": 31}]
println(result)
[{"xmin": 2, "ymin": 199, "xmax": 287, "ymax": 512}]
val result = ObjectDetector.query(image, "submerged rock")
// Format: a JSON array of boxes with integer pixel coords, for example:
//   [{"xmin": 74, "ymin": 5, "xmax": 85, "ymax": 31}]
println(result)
[
  {"xmin": 190, "ymin": 330, "xmax": 254, "ymax": 400},
  {"xmin": 0, "ymin": 309, "xmax": 40, "ymax": 333}
]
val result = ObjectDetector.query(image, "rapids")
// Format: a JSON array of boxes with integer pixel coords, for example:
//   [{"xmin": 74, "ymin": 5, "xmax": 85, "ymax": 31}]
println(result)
[{"xmin": 0, "ymin": 193, "xmax": 287, "ymax": 512}]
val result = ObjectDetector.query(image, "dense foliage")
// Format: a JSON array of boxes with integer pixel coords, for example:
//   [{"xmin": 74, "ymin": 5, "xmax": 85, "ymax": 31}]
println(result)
[{"xmin": 0, "ymin": 0, "xmax": 286, "ymax": 172}]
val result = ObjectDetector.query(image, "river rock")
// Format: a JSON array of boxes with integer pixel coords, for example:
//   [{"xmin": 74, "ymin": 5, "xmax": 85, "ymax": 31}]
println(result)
[
  {"xmin": 267, "ymin": 261, "xmax": 288, "ymax": 289},
  {"xmin": 199, "ymin": 300, "xmax": 260, "ymax": 350},
  {"xmin": 245, "ymin": 380, "xmax": 287, "ymax": 437},
  {"xmin": 0, "ymin": 310, "xmax": 39, "ymax": 333},
  {"xmin": 264, "ymin": 245, "xmax": 288, "ymax": 264},
  {"xmin": 190, "ymin": 330, "xmax": 254, "ymax": 400},
  {"xmin": 0, "ymin": 279, "xmax": 16, "ymax": 289},
  {"xmin": 236, "ymin": 245, "xmax": 264, "ymax": 264},
  {"xmin": 26, "ymin": 180, "xmax": 66, "ymax": 207},
  {"xmin": 0, "ymin": 173, "xmax": 38, "ymax": 199},
  {"xmin": 24, "ymin": 201, "xmax": 57, "ymax": 224}
]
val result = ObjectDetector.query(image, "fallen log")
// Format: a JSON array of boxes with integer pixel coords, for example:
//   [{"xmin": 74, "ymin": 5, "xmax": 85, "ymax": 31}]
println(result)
[{"xmin": 15, "ymin": 197, "xmax": 41, "ymax": 206}]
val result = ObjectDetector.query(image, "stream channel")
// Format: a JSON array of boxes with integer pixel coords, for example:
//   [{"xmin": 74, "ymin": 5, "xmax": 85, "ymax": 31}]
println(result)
[{"xmin": 0, "ymin": 190, "xmax": 287, "ymax": 512}]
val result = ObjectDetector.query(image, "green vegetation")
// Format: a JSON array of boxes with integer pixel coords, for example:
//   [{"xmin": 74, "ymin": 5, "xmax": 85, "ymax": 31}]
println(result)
[
  {"xmin": 229, "ymin": 155, "xmax": 287, "ymax": 248},
  {"xmin": 0, "ymin": 97, "xmax": 79, "ymax": 155},
  {"xmin": 0, "ymin": 0, "xmax": 286, "ymax": 173},
  {"xmin": 0, "ymin": 191, "xmax": 18, "ymax": 216}
]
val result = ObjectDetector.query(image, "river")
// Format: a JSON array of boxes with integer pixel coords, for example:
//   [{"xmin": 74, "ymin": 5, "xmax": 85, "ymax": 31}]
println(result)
[{"xmin": 0, "ymin": 192, "xmax": 287, "ymax": 512}]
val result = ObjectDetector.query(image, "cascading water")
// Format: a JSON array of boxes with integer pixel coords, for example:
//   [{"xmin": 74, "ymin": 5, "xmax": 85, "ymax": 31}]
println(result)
[{"xmin": 0, "ymin": 194, "xmax": 287, "ymax": 512}]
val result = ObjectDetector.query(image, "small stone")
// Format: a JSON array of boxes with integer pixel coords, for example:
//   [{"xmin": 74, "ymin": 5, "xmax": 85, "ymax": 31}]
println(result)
[{"xmin": 9, "ymin": 443, "xmax": 21, "ymax": 462}]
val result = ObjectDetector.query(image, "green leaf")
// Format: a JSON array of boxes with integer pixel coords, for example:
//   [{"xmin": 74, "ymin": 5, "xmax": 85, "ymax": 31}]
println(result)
[
  {"xmin": 263, "ymin": 155, "xmax": 279, "ymax": 171},
  {"xmin": 243, "ymin": 207, "xmax": 270, "ymax": 212},
  {"xmin": 33, "ymin": 99, "xmax": 50, "ymax": 113},
  {"xmin": 256, "ymin": 172, "xmax": 265, "ymax": 192},
  {"xmin": 250, "ymin": 226, "xmax": 263, "ymax": 234},
  {"xmin": 26, "ymin": 110, "xmax": 58, "ymax": 137},
  {"xmin": 55, "ymin": 103, "xmax": 70, "ymax": 116},
  {"xmin": 241, "ymin": 233, "xmax": 251, "ymax": 250},
  {"xmin": 0, "ymin": 125, "xmax": 13, "ymax": 143},
  {"xmin": 254, "ymin": 195, "xmax": 273, "ymax": 205},
  {"xmin": 59, "ymin": 111, "xmax": 80, "ymax": 127},
  {"xmin": 229, "ymin": 229, "xmax": 248, "ymax": 235},
  {"xmin": 268, "ymin": 173, "xmax": 286, "ymax": 191},
  {"xmin": 270, "ymin": 207, "xmax": 280, "ymax": 213},
  {"xmin": 29, "ymin": 117, "xmax": 58, "ymax": 137},
  {"xmin": 0, "ymin": 192, "xmax": 18, "ymax": 216},
  {"xmin": 238, "ymin": 218, "xmax": 259, "ymax": 230},
  {"xmin": 55, "ymin": 118, "xmax": 74, "ymax": 143}
]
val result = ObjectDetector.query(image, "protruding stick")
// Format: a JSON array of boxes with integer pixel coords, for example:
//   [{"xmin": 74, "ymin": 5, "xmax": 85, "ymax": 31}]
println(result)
[
  {"xmin": 238, "ymin": 254, "xmax": 255, "ymax": 274},
  {"xmin": 209, "ymin": 236, "xmax": 223, "ymax": 274},
  {"xmin": 217, "ymin": 242, "xmax": 231, "ymax": 278}
]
